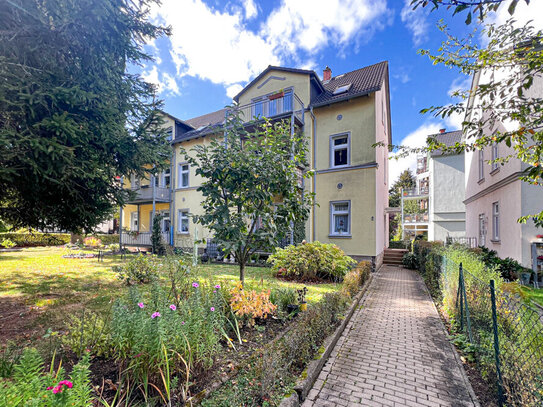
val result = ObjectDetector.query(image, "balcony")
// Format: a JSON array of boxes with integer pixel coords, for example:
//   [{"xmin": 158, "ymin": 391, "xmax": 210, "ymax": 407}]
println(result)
[
  {"xmin": 226, "ymin": 92, "xmax": 305, "ymax": 128},
  {"xmin": 126, "ymin": 186, "xmax": 170, "ymax": 204},
  {"xmin": 403, "ymin": 213, "xmax": 429, "ymax": 224},
  {"xmin": 121, "ymin": 231, "xmax": 171, "ymax": 247},
  {"xmin": 402, "ymin": 187, "xmax": 429, "ymax": 199}
]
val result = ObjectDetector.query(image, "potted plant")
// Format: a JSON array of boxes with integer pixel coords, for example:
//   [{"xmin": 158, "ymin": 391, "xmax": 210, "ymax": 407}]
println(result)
[{"xmin": 297, "ymin": 287, "xmax": 308, "ymax": 312}]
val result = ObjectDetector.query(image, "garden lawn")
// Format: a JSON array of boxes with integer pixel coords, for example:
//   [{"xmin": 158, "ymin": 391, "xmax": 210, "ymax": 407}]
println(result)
[
  {"xmin": 521, "ymin": 286, "xmax": 543, "ymax": 307},
  {"xmin": 0, "ymin": 246, "xmax": 338, "ymax": 343}
]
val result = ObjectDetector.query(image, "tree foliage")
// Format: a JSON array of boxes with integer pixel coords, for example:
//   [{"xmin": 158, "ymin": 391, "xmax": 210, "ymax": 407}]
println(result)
[
  {"xmin": 389, "ymin": 2, "xmax": 543, "ymax": 226},
  {"xmin": 182, "ymin": 113, "xmax": 314, "ymax": 283},
  {"xmin": 389, "ymin": 169, "xmax": 416, "ymax": 240},
  {"xmin": 0, "ymin": 0, "xmax": 171, "ymax": 232}
]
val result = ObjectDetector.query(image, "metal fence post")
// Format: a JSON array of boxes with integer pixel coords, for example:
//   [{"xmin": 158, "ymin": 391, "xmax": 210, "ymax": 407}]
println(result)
[
  {"xmin": 460, "ymin": 264, "xmax": 474, "ymax": 343},
  {"xmin": 489, "ymin": 279, "xmax": 504, "ymax": 406},
  {"xmin": 457, "ymin": 263, "xmax": 464, "ymax": 331}
]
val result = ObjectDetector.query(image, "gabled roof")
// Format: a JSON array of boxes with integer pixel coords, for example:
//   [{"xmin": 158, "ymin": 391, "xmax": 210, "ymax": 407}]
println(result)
[
  {"xmin": 233, "ymin": 66, "xmax": 325, "ymax": 103},
  {"xmin": 428, "ymin": 130, "xmax": 463, "ymax": 157},
  {"xmin": 311, "ymin": 61, "xmax": 388, "ymax": 107},
  {"xmin": 173, "ymin": 108, "xmax": 226, "ymax": 143},
  {"xmin": 158, "ymin": 110, "xmax": 194, "ymax": 130}
]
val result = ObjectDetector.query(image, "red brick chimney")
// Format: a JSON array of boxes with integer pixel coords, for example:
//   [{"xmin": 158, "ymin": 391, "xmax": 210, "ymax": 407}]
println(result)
[
  {"xmin": 439, "ymin": 128, "xmax": 446, "ymax": 133},
  {"xmin": 323, "ymin": 66, "xmax": 332, "ymax": 82}
]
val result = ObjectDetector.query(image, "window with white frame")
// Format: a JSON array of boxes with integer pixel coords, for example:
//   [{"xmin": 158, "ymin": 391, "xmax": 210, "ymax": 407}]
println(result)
[
  {"xmin": 162, "ymin": 168, "xmax": 171, "ymax": 188},
  {"xmin": 492, "ymin": 202, "xmax": 500, "ymax": 241},
  {"xmin": 162, "ymin": 211, "xmax": 171, "ymax": 233},
  {"xmin": 479, "ymin": 214, "xmax": 486, "ymax": 246},
  {"xmin": 491, "ymin": 143, "xmax": 499, "ymax": 172},
  {"xmin": 130, "ymin": 212, "xmax": 139, "ymax": 231},
  {"xmin": 330, "ymin": 201, "xmax": 351, "ymax": 236},
  {"xmin": 130, "ymin": 174, "xmax": 140, "ymax": 189},
  {"xmin": 178, "ymin": 164, "xmax": 189, "ymax": 188},
  {"xmin": 330, "ymin": 134, "xmax": 350, "ymax": 168},
  {"xmin": 478, "ymin": 149, "xmax": 484, "ymax": 181},
  {"xmin": 166, "ymin": 126, "xmax": 173, "ymax": 141},
  {"xmin": 178, "ymin": 210, "xmax": 189, "ymax": 233}
]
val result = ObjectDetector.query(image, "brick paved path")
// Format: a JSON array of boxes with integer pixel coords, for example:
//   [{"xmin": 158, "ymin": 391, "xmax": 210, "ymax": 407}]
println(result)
[{"xmin": 302, "ymin": 265, "xmax": 478, "ymax": 407}]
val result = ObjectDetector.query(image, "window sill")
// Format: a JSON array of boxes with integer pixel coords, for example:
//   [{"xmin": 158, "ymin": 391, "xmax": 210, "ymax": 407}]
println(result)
[
  {"xmin": 177, "ymin": 232, "xmax": 190, "ymax": 235},
  {"xmin": 175, "ymin": 186, "xmax": 194, "ymax": 191},
  {"xmin": 490, "ymin": 239, "xmax": 501, "ymax": 244},
  {"xmin": 329, "ymin": 164, "xmax": 350, "ymax": 170},
  {"xmin": 490, "ymin": 167, "xmax": 500, "ymax": 176},
  {"xmin": 477, "ymin": 178, "xmax": 485, "ymax": 185},
  {"xmin": 328, "ymin": 234, "xmax": 352, "ymax": 239}
]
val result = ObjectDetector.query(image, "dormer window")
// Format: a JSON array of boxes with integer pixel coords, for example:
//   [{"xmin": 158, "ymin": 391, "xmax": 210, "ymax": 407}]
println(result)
[{"xmin": 333, "ymin": 83, "xmax": 352, "ymax": 95}]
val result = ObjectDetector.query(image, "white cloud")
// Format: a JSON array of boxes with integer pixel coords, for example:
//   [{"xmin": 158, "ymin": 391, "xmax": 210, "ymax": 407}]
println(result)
[
  {"xmin": 142, "ymin": 65, "xmax": 181, "ymax": 96},
  {"xmin": 488, "ymin": 1, "xmax": 543, "ymax": 30},
  {"xmin": 226, "ymin": 84, "xmax": 244, "ymax": 99},
  {"xmin": 393, "ymin": 72, "xmax": 410, "ymax": 84},
  {"xmin": 151, "ymin": 0, "xmax": 391, "ymax": 97},
  {"xmin": 400, "ymin": 0, "xmax": 430, "ymax": 46},
  {"xmin": 389, "ymin": 122, "xmax": 443, "ymax": 185},
  {"xmin": 243, "ymin": 0, "xmax": 258, "ymax": 19}
]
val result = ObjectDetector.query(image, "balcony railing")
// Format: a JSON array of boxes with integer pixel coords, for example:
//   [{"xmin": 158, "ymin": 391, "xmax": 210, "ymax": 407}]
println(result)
[
  {"xmin": 446, "ymin": 236, "xmax": 478, "ymax": 248},
  {"xmin": 126, "ymin": 186, "xmax": 170, "ymax": 204},
  {"xmin": 121, "ymin": 231, "xmax": 171, "ymax": 247},
  {"xmin": 403, "ymin": 213, "xmax": 429, "ymax": 224},
  {"xmin": 227, "ymin": 92, "xmax": 304, "ymax": 126},
  {"xmin": 402, "ymin": 187, "xmax": 429, "ymax": 198}
]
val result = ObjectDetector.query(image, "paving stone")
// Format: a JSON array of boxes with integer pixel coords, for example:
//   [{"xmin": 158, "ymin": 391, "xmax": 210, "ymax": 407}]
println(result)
[{"xmin": 302, "ymin": 266, "xmax": 477, "ymax": 407}]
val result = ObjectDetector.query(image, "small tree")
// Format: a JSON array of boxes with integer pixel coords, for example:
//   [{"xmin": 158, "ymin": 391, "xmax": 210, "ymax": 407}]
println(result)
[
  {"xmin": 183, "ymin": 113, "xmax": 313, "ymax": 284},
  {"xmin": 389, "ymin": 169, "xmax": 416, "ymax": 240},
  {"xmin": 151, "ymin": 214, "xmax": 165, "ymax": 255}
]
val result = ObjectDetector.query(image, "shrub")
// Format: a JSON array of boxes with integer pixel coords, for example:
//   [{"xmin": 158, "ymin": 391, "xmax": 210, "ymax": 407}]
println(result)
[
  {"xmin": 402, "ymin": 252, "xmax": 418, "ymax": 269},
  {"xmin": 229, "ymin": 283, "xmax": 277, "ymax": 325},
  {"xmin": 104, "ymin": 243, "xmax": 120, "ymax": 252},
  {"xmin": 268, "ymin": 241, "xmax": 356, "ymax": 281},
  {"xmin": 92, "ymin": 234, "xmax": 119, "ymax": 245},
  {"xmin": 0, "ymin": 348, "xmax": 93, "ymax": 407},
  {"xmin": 113, "ymin": 254, "xmax": 160, "ymax": 285},
  {"xmin": 83, "ymin": 236, "xmax": 102, "ymax": 247},
  {"xmin": 151, "ymin": 214, "xmax": 166, "ymax": 255},
  {"xmin": 0, "ymin": 238, "xmax": 16, "ymax": 249},
  {"xmin": 389, "ymin": 240, "xmax": 411, "ymax": 250},
  {"xmin": 0, "ymin": 232, "xmax": 70, "ymax": 247},
  {"xmin": 341, "ymin": 260, "xmax": 371, "ymax": 298},
  {"xmin": 270, "ymin": 287, "xmax": 298, "ymax": 316},
  {"xmin": 62, "ymin": 311, "xmax": 111, "ymax": 357}
]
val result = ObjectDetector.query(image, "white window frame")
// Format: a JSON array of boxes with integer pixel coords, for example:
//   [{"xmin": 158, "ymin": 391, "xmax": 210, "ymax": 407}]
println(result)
[
  {"xmin": 479, "ymin": 213, "xmax": 486, "ymax": 246},
  {"xmin": 178, "ymin": 209, "xmax": 189, "ymax": 234},
  {"xmin": 491, "ymin": 143, "xmax": 499, "ymax": 172},
  {"xmin": 330, "ymin": 133, "xmax": 350, "ymax": 168},
  {"xmin": 330, "ymin": 200, "xmax": 351, "ymax": 237},
  {"xmin": 161, "ymin": 168, "xmax": 171, "ymax": 188},
  {"xmin": 130, "ymin": 174, "xmax": 140, "ymax": 190},
  {"xmin": 178, "ymin": 163, "xmax": 190, "ymax": 188},
  {"xmin": 492, "ymin": 202, "xmax": 500, "ymax": 241},
  {"xmin": 130, "ymin": 212, "xmax": 139, "ymax": 231},
  {"xmin": 478, "ymin": 149, "xmax": 485, "ymax": 181}
]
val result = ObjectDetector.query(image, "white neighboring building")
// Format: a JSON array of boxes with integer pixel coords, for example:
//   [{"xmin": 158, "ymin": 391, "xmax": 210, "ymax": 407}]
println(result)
[
  {"xmin": 463, "ymin": 71, "xmax": 543, "ymax": 268},
  {"xmin": 428, "ymin": 130, "xmax": 466, "ymax": 242}
]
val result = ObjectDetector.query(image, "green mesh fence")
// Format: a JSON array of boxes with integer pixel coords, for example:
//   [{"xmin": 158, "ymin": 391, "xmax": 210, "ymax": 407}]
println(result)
[{"xmin": 445, "ymin": 257, "xmax": 543, "ymax": 406}]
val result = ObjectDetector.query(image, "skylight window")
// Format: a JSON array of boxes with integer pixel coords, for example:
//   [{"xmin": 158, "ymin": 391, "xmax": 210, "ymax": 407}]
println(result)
[{"xmin": 333, "ymin": 83, "xmax": 352, "ymax": 95}]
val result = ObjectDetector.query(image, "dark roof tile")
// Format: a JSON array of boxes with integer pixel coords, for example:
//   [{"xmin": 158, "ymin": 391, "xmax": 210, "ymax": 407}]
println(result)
[{"xmin": 428, "ymin": 130, "xmax": 463, "ymax": 156}]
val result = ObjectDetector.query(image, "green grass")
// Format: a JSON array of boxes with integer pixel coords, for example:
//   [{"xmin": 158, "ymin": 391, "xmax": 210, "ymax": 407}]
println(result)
[
  {"xmin": 0, "ymin": 246, "xmax": 338, "ymax": 338},
  {"xmin": 521, "ymin": 286, "xmax": 543, "ymax": 307}
]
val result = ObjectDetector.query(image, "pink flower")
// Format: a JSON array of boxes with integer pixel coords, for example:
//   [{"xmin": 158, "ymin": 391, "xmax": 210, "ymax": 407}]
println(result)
[
  {"xmin": 181, "ymin": 321, "xmax": 185, "ymax": 325},
  {"xmin": 151, "ymin": 312, "xmax": 161, "ymax": 319},
  {"xmin": 138, "ymin": 302, "xmax": 144, "ymax": 309},
  {"xmin": 46, "ymin": 386, "xmax": 54, "ymax": 390},
  {"xmin": 52, "ymin": 385, "xmax": 62, "ymax": 394},
  {"xmin": 214, "ymin": 284, "xmax": 221, "ymax": 289},
  {"xmin": 192, "ymin": 282, "xmax": 199, "ymax": 288},
  {"xmin": 210, "ymin": 307, "xmax": 215, "ymax": 312},
  {"xmin": 169, "ymin": 304, "xmax": 177, "ymax": 311},
  {"xmin": 59, "ymin": 380, "xmax": 73, "ymax": 388}
]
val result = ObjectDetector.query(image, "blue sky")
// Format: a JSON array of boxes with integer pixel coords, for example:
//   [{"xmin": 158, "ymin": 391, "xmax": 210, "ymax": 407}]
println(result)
[{"xmin": 139, "ymin": 0, "xmax": 542, "ymax": 183}]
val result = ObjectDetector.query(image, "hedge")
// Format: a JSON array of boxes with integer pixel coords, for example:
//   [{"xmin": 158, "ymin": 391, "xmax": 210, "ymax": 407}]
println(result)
[{"xmin": 0, "ymin": 233, "xmax": 119, "ymax": 247}]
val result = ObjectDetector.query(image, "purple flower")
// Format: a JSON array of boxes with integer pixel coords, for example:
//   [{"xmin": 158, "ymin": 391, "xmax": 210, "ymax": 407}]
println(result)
[
  {"xmin": 192, "ymin": 282, "xmax": 199, "ymax": 288},
  {"xmin": 181, "ymin": 321, "xmax": 185, "ymax": 325},
  {"xmin": 169, "ymin": 304, "xmax": 177, "ymax": 311},
  {"xmin": 138, "ymin": 302, "xmax": 144, "ymax": 309},
  {"xmin": 210, "ymin": 307, "xmax": 215, "ymax": 312},
  {"xmin": 214, "ymin": 284, "xmax": 221, "ymax": 289},
  {"xmin": 151, "ymin": 312, "xmax": 161, "ymax": 319},
  {"xmin": 213, "ymin": 290, "xmax": 217, "ymax": 293}
]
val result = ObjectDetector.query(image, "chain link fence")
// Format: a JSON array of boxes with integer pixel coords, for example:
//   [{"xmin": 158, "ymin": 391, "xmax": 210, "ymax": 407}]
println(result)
[{"xmin": 444, "ymin": 257, "xmax": 543, "ymax": 406}]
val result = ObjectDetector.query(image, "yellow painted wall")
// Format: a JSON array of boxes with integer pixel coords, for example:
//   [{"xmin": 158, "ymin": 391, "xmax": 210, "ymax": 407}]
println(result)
[
  {"xmin": 313, "ymin": 96, "xmax": 376, "ymax": 171},
  {"xmin": 237, "ymin": 71, "xmax": 311, "ymax": 109},
  {"xmin": 314, "ymin": 168, "xmax": 377, "ymax": 256},
  {"xmin": 121, "ymin": 203, "xmax": 170, "ymax": 232}
]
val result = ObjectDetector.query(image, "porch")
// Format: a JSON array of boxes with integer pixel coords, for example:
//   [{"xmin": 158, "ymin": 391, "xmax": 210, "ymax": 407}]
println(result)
[{"xmin": 120, "ymin": 231, "xmax": 172, "ymax": 247}]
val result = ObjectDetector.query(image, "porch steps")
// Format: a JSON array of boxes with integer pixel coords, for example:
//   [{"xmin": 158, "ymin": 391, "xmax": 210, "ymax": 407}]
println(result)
[{"xmin": 383, "ymin": 248, "xmax": 408, "ymax": 266}]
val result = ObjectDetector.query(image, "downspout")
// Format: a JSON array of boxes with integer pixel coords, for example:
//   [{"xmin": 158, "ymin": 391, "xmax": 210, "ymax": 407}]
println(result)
[
  {"xmin": 170, "ymin": 143, "xmax": 176, "ymax": 247},
  {"xmin": 119, "ymin": 177, "xmax": 123, "ymax": 251},
  {"xmin": 310, "ymin": 106, "xmax": 317, "ymax": 242}
]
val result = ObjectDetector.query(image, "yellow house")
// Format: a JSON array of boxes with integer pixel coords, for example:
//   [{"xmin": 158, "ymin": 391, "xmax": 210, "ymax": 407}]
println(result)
[{"xmin": 120, "ymin": 62, "xmax": 391, "ymax": 268}]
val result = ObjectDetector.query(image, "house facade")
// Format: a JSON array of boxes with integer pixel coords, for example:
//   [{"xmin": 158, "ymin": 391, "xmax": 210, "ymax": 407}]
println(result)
[
  {"xmin": 463, "ymin": 71, "xmax": 543, "ymax": 268},
  {"xmin": 120, "ymin": 62, "xmax": 391, "ymax": 268}
]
